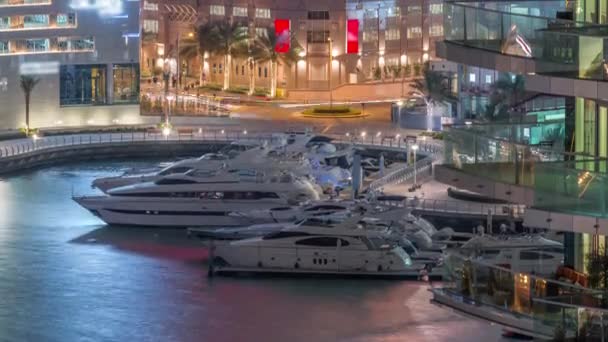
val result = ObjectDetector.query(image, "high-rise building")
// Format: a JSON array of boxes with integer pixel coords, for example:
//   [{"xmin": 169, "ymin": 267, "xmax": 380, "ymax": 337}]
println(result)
[{"xmin": 0, "ymin": 0, "xmax": 140, "ymax": 128}]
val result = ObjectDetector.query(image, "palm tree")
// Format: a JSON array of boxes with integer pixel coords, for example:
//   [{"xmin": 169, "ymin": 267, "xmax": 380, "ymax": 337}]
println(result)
[
  {"xmin": 250, "ymin": 30, "xmax": 301, "ymax": 97},
  {"xmin": 180, "ymin": 23, "xmax": 217, "ymax": 86},
  {"xmin": 20, "ymin": 75, "xmax": 40, "ymax": 135},
  {"xmin": 410, "ymin": 63, "xmax": 455, "ymax": 119},
  {"xmin": 206, "ymin": 22, "xmax": 249, "ymax": 90}
]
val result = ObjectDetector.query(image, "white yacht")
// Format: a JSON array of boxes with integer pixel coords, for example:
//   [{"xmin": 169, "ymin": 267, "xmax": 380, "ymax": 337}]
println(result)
[
  {"xmin": 92, "ymin": 134, "xmax": 352, "ymax": 193},
  {"xmin": 453, "ymin": 234, "xmax": 564, "ymax": 275},
  {"xmin": 209, "ymin": 216, "xmax": 421, "ymax": 277},
  {"xmin": 74, "ymin": 171, "xmax": 321, "ymax": 228}
]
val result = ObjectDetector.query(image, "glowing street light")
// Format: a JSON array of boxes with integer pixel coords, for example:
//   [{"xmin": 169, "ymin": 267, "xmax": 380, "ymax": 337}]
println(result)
[
  {"xmin": 411, "ymin": 144, "xmax": 419, "ymax": 187},
  {"xmin": 360, "ymin": 131, "xmax": 367, "ymax": 138},
  {"xmin": 162, "ymin": 127, "xmax": 171, "ymax": 138},
  {"xmin": 376, "ymin": 131, "xmax": 382, "ymax": 137}
]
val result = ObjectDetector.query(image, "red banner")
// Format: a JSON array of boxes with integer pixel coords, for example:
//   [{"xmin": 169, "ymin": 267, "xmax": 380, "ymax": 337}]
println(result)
[
  {"xmin": 274, "ymin": 19, "xmax": 290, "ymax": 53},
  {"xmin": 347, "ymin": 19, "xmax": 359, "ymax": 54}
]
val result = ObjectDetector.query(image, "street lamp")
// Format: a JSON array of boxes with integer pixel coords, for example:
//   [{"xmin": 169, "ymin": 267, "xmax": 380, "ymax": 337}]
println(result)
[
  {"xmin": 411, "ymin": 144, "xmax": 419, "ymax": 187},
  {"xmin": 162, "ymin": 126, "xmax": 171, "ymax": 139},
  {"xmin": 328, "ymin": 37, "xmax": 333, "ymax": 108}
]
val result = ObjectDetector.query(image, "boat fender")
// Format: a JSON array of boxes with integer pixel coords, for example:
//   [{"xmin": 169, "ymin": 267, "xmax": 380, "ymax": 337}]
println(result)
[
  {"xmin": 377, "ymin": 265, "xmax": 383, "ymax": 272},
  {"xmin": 257, "ymin": 261, "xmax": 263, "ymax": 267},
  {"xmin": 294, "ymin": 262, "xmax": 300, "ymax": 269}
]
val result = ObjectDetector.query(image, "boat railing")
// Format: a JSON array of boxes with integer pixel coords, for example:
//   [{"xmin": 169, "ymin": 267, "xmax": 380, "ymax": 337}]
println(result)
[{"xmin": 0, "ymin": 129, "xmax": 443, "ymax": 160}]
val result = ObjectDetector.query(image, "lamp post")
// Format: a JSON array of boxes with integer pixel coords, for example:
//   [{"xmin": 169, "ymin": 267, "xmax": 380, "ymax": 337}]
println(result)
[
  {"xmin": 328, "ymin": 37, "xmax": 333, "ymax": 108},
  {"xmin": 411, "ymin": 144, "xmax": 419, "ymax": 187}
]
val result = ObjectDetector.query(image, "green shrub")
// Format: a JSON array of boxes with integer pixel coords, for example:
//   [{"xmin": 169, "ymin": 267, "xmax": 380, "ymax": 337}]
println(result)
[
  {"xmin": 253, "ymin": 88, "xmax": 269, "ymax": 97},
  {"xmin": 313, "ymin": 106, "xmax": 351, "ymax": 114},
  {"xmin": 226, "ymin": 87, "xmax": 248, "ymax": 94},
  {"xmin": 199, "ymin": 83, "xmax": 222, "ymax": 91}
]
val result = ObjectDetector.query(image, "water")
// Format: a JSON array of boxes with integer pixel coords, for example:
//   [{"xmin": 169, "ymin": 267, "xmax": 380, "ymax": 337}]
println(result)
[{"xmin": 0, "ymin": 161, "xmax": 506, "ymax": 341}]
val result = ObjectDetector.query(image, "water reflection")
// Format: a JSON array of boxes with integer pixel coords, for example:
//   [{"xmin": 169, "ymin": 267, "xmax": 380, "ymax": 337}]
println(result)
[{"xmin": 0, "ymin": 161, "xmax": 504, "ymax": 341}]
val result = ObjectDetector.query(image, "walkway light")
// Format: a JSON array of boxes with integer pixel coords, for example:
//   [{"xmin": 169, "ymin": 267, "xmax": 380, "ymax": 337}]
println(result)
[
  {"xmin": 162, "ymin": 127, "xmax": 171, "ymax": 137},
  {"xmin": 376, "ymin": 131, "xmax": 382, "ymax": 137},
  {"xmin": 32, "ymin": 133, "xmax": 39, "ymax": 141},
  {"xmin": 360, "ymin": 131, "xmax": 366, "ymax": 138},
  {"xmin": 243, "ymin": 130, "xmax": 248, "ymax": 135},
  {"xmin": 220, "ymin": 129, "xmax": 225, "ymax": 134},
  {"xmin": 465, "ymin": 120, "xmax": 472, "ymax": 127},
  {"xmin": 411, "ymin": 144, "xmax": 419, "ymax": 187},
  {"xmin": 345, "ymin": 132, "xmax": 350, "ymax": 137}
]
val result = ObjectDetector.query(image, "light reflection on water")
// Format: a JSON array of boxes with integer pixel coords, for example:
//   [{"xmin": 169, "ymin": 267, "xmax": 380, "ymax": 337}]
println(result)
[{"xmin": 0, "ymin": 161, "xmax": 505, "ymax": 341}]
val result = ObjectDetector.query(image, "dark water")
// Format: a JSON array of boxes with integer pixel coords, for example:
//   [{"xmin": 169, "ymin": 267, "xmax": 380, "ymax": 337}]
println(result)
[{"xmin": 0, "ymin": 161, "xmax": 505, "ymax": 342}]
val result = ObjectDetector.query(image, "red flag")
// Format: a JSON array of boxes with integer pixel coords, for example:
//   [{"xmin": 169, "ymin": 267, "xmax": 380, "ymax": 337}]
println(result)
[
  {"xmin": 347, "ymin": 19, "xmax": 359, "ymax": 54},
  {"xmin": 275, "ymin": 19, "xmax": 290, "ymax": 53}
]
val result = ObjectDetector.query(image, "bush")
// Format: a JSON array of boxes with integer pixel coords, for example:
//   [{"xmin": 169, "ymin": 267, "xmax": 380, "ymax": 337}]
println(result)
[
  {"xmin": 420, "ymin": 131, "xmax": 444, "ymax": 140},
  {"xmin": 302, "ymin": 106, "xmax": 362, "ymax": 116},
  {"xmin": 199, "ymin": 83, "xmax": 222, "ymax": 91},
  {"xmin": 253, "ymin": 88, "xmax": 269, "ymax": 97},
  {"xmin": 225, "ymin": 87, "xmax": 248, "ymax": 94}
]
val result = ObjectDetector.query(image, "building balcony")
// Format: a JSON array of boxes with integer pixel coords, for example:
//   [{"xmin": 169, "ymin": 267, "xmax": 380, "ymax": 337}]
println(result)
[
  {"xmin": 431, "ymin": 254, "xmax": 608, "ymax": 340},
  {"xmin": 438, "ymin": 123, "xmax": 608, "ymax": 229},
  {"xmin": 440, "ymin": 1, "xmax": 608, "ymax": 100}
]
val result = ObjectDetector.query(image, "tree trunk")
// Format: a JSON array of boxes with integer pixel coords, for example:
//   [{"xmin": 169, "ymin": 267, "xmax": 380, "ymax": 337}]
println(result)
[
  {"xmin": 248, "ymin": 60, "xmax": 255, "ymax": 96},
  {"xmin": 270, "ymin": 61, "xmax": 277, "ymax": 98},
  {"xmin": 199, "ymin": 53, "xmax": 204, "ymax": 85},
  {"xmin": 223, "ymin": 54, "xmax": 231, "ymax": 90},
  {"xmin": 25, "ymin": 93, "xmax": 30, "ymax": 134}
]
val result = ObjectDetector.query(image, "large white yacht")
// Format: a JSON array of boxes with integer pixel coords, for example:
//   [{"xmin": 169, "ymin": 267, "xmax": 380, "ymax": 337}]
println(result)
[
  {"xmin": 74, "ymin": 171, "xmax": 321, "ymax": 228},
  {"xmin": 209, "ymin": 216, "xmax": 422, "ymax": 277},
  {"xmin": 92, "ymin": 134, "xmax": 352, "ymax": 193}
]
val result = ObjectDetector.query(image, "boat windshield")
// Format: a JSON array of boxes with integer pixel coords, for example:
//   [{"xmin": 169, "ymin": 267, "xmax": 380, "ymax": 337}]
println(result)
[
  {"xmin": 365, "ymin": 236, "xmax": 393, "ymax": 250},
  {"xmin": 294, "ymin": 217, "xmax": 341, "ymax": 227},
  {"xmin": 401, "ymin": 239, "xmax": 418, "ymax": 256}
]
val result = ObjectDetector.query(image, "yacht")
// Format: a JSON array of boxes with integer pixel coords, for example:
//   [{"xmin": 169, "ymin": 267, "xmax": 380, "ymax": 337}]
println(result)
[
  {"xmin": 208, "ymin": 216, "xmax": 423, "ymax": 277},
  {"xmin": 453, "ymin": 234, "xmax": 564, "ymax": 275},
  {"xmin": 92, "ymin": 134, "xmax": 352, "ymax": 193},
  {"xmin": 74, "ymin": 171, "xmax": 321, "ymax": 228}
]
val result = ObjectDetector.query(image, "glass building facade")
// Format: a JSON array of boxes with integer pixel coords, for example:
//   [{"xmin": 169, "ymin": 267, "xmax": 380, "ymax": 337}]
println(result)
[{"xmin": 59, "ymin": 64, "xmax": 107, "ymax": 106}]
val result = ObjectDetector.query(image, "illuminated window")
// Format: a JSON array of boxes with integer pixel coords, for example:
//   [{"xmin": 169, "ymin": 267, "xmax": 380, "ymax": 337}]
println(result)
[
  {"xmin": 255, "ymin": 8, "xmax": 270, "ymax": 19},
  {"xmin": 210, "ymin": 5, "xmax": 225, "ymax": 16},
  {"xmin": 362, "ymin": 29, "xmax": 378, "ymax": 42},
  {"xmin": 0, "ymin": 0, "xmax": 50, "ymax": 6},
  {"xmin": 429, "ymin": 25, "xmax": 443, "ymax": 37},
  {"xmin": 0, "ymin": 17, "xmax": 8, "ymax": 29},
  {"xmin": 143, "ymin": 1, "xmax": 158, "ymax": 11},
  {"xmin": 429, "ymin": 4, "xmax": 443, "ymax": 15},
  {"xmin": 56, "ymin": 13, "xmax": 76, "ymax": 27},
  {"xmin": 385, "ymin": 28, "xmax": 400, "ymax": 40},
  {"xmin": 24, "ymin": 14, "xmax": 49, "ymax": 28},
  {"xmin": 407, "ymin": 5, "xmax": 421, "ymax": 13},
  {"xmin": 307, "ymin": 30, "xmax": 330, "ymax": 43},
  {"xmin": 60, "ymin": 64, "xmax": 107, "ymax": 106},
  {"xmin": 406, "ymin": 26, "xmax": 422, "ymax": 38},
  {"xmin": 113, "ymin": 63, "xmax": 140, "ymax": 104},
  {"xmin": 469, "ymin": 73, "xmax": 476, "ymax": 83},
  {"xmin": 485, "ymin": 74, "xmax": 492, "ymax": 84},
  {"xmin": 255, "ymin": 27, "xmax": 267, "ymax": 38},
  {"xmin": 385, "ymin": 56, "xmax": 399, "ymax": 66},
  {"xmin": 387, "ymin": 7, "xmax": 401, "ymax": 17},
  {"xmin": 0, "ymin": 77, "xmax": 6, "ymax": 92},
  {"xmin": 0, "ymin": 40, "xmax": 8, "ymax": 54},
  {"xmin": 233, "ymin": 6, "xmax": 247, "ymax": 17},
  {"xmin": 26, "ymin": 38, "xmax": 49, "ymax": 52},
  {"xmin": 143, "ymin": 20, "xmax": 158, "ymax": 33}
]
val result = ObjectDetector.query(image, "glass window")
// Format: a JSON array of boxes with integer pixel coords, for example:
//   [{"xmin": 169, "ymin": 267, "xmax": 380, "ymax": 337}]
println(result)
[
  {"xmin": 255, "ymin": 8, "xmax": 270, "ymax": 19},
  {"xmin": 307, "ymin": 11, "xmax": 329, "ymax": 20},
  {"xmin": 364, "ymin": 9, "xmax": 378, "ymax": 18},
  {"xmin": 56, "ymin": 13, "xmax": 75, "ymax": 26},
  {"xmin": 255, "ymin": 27, "xmax": 267, "ymax": 38},
  {"xmin": 387, "ymin": 7, "xmax": 401, "ymax": 17},
  {"xmin": 113, "ymin": 63, "xmax": 139, "ymax": 104},
  {"xmin": 60, "ymin": 64, "xmax": 107, "ymax": 106},
  {"xmin": 469, "ymin": 73, "xmax": 476, "ymax": 83},
  {"xmin": 0, "ymin": 40, "xmax": 8, "ymax": 54},
  {"xmin": 429, "ymin": 25, "xmax": 443, "ymax": 37},
  {"xmin": 210, "ymin": 5, "xmax": 225, "ymax": 16},
  {"xmin": 520, "ymin": 251, "xmax": 555, "ymax": 260},
  {"xmin": 143, "ymin": 0, "xmax": 158, "ymax": 11},
  {"xmin": 25, "ymin": 38, "xmax": 48, "ymax": 52},
  {"xmin": 429, "ymin": 3, "xmax": 443, "ymax": 15},
  {"xmin": 143, "ymin": 19, "xmax": 158, "ymax": 33},
  {"xmin": 295, "ymin": 237, "xmax": 338, "ymax": 247},
  {"xmin": 406, "ymin": 26, "xmax": 422, "ymax": 38},
  {"xmin": 0, "ymin": 17, "xmax": 8, "ymax": 29},
  {"xmin": 363, "ymin": 29, "xmax": 378, "ymax": 42},
  {"xmin": 307, "ymin": 30, "xmax": 330, "ymax": 43},
  {"xmin": 233, "ymin": 6, "xmax": 247, "ymax": 17},
  {"xmin": 407, "ymin": 5, "xmax": 421, "ymax": 13},
  {"xmin": 23, "ymin": 14, "xmax": 49, "ymax": 27},
  {"xmin": 485, "ymin": 74, "xmax": 492, "ymax": 84},
  {"xmin": 385, "ymin": 28, "xmax": 400, "ymax": 40}
]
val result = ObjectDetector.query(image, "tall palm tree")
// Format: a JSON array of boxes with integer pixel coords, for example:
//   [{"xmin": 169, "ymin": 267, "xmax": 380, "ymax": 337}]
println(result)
[
  {"xmin": 180, "ymin": 23, "xmax": 217, "ymax": 86},
  {"xmin": 207, "ymin": 22, "xmax": 249, "ymax": 90},
  {"xmin": 20, "ymin": 75, "xmax": 40, "ymax": 135},
  {"xmin": 250, "ymin": 30, "xmax": 301, "ymax": 97},
  {"xmin": 410, "ymin": 63, "xmax": 455, "ymax": 119}
]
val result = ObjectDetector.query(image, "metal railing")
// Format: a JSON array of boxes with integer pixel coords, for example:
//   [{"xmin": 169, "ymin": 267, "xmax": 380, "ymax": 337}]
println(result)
[
  {"xmin": 368, "ymin": 156, "xmax": 434, "ymax": 192},
  {"xmin": 0, "ymin": 129, "xmax": 444, "ymax": 160},
  {"xmin": 378, "ymin": 195, "xmax": 526, "ymax": 218}
]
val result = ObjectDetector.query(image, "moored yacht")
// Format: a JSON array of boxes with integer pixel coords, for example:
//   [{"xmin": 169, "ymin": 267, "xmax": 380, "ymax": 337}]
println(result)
[
  {"xmin": 75, "ymin": 171, "xmax": 321, "ymax": 228},
  {"xmin": 209, "ymin": 216, "xmax": 422, "ymax": 277}
]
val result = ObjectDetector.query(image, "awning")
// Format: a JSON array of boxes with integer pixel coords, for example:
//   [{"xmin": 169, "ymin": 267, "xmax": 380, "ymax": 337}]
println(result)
[{"xmin": 163, "ymin": 4, "xmax": 197, "ymax": 22}]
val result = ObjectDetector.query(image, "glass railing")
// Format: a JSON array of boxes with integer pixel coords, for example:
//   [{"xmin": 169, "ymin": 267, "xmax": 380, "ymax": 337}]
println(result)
[
  {"xmin": 433, "ymin": 254, "xmax": 608, "ymax": 340},
  {"xmin": 443, "ymin": 124, "xmax": 608, "ymax": 217},
  {"xmin": 444, "ymin": 1, "xmax": 608, "ymax": 81}
]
